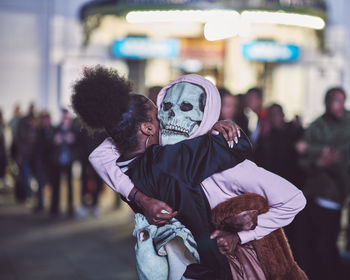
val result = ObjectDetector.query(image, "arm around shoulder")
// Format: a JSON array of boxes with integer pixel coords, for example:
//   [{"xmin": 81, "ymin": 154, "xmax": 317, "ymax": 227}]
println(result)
[
  {"xmin": 154, "ymin": 133, "xmax": 252, "ymax": 185},
  {"xmin": 233, "ymin": 160, "xmax": 306, "ymax": 243},
  {"xmin": 89, "ymin": 137, "xmax": 134, "ymax": 199}
]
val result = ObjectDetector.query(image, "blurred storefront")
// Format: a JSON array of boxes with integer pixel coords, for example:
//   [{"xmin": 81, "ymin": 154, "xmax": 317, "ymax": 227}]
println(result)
[
  {"xmin": 1, "ymin": 0, "xmax": 349, "ymax": 125},
  {"xmin": 79, "ymin": 0, "xmax": 334, "ymax": 124}
]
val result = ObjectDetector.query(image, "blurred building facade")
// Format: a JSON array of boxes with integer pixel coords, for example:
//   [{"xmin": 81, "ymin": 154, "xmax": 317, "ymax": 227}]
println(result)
[{"xmin": 0, "ymin": 0, "xmax": 349, "ymax": 124}]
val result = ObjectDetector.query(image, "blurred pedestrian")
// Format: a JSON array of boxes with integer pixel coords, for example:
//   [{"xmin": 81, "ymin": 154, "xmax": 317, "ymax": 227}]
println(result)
[
  {"xmin": 255, "ymin": 103, "xmax": 304, "ymax": 185},
  {"xmin": 51, "ymin": 109, "xmax": 76, "ymax": 217},
  {"xmin": 9, "ymin": 104, "xmax": 22, "ymax": 161},
  {"xmin": 245, "ymin": 88, "xmax": 269, "ymax": 148},
  {"xmin": 0, "ymin": 109, "xmax": 7, "ymax": 187},
  {"xmin": 33, "ymin": 111, "xmax": 54, "ymax": 213},
  {"xmin": 297, "ymin": 87, "xmax": 350, "ymax": 280},
  {"xmin": 218, "ymin": 87, "xmax": 238, "ymax": 121},
  {"xmin": 253, "ymin": 103, "xmax": 305, "ymax": 257},
  {"xmin": 14, "ymin": 103, "xmax": 38, "ymax": 202},
  {"xmin": 9, "ymin": 104, "xmax": 22, "ymax": 138},
  {"xmin": 234, "ymin": 94, "xmax": 249, "ymax": 136},
  {"xmin": 74, "ymin": 121, "xmax": 106, "ymax": 218}
]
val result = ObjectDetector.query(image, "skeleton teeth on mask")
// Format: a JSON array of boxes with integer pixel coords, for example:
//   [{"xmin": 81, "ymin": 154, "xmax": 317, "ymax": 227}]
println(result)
[{"xmin": 160, "ymin": 119, "xmax": 198, "ymax": 137}]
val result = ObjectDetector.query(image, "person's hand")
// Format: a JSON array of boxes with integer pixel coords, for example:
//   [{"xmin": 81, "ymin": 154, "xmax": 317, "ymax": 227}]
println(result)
[
  {"xmin": 132, "ymin": 190, "xmax": 177, "ymax": 226},
  {"xmin": 222, "ymin": 210, "xmax": 258, "ymax": 232},
  {"xmin": 316, "ymin": 147, "xmax": 339, "ymax": 167},
  {"xmin": 210, "ymin": 230, "xmax": 240, "ymax": 255},
  {"xmin": 209, "ymin": 120, "xmax": 241, "ymax": 148}
]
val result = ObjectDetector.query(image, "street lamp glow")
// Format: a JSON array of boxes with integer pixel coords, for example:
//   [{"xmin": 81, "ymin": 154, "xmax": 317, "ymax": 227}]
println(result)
[
  {"xmin": 125, "ymin": 9, "xmax": 325, "ymax": 42},
  {"xmin": 241, "ymin": 10, "xmax": 325, "ymax": 30},
  {"xmin": 204, "ymin": 19, "xmax": 239, "ymax": 41},
  {"xmin": 126, "ymin": 10, "xmax": 239, "ymax": 23}
]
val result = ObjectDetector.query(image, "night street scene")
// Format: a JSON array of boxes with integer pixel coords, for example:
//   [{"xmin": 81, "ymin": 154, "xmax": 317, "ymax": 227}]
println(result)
[{"xmin": 1, "ymin": 0, "xmax": 350, "ymax": 279}]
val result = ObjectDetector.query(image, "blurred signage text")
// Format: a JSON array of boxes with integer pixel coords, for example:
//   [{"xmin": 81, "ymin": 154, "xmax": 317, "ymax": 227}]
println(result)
[
  {"xmin": 242, "ymin": 40, "xmax": 300, "ymax": 62},
  {"xmin": 111, "ymin": 37, "xmax": 180, "ymax": 59}
]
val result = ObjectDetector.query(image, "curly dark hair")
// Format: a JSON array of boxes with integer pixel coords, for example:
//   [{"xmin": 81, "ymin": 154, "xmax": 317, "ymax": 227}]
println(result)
[{"xmin": 71, "ymin": 65, "xmax": 153, "ymax": 154}]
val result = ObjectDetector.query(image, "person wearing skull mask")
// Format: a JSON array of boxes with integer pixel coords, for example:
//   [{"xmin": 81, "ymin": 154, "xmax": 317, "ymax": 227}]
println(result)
[
  {"xmin": 72, "ymin": 66, "xmax": 255, "ymax": 280},
  {"xmin": 88, "ymin": 72, "xmax": 307, "ymax": 279}
]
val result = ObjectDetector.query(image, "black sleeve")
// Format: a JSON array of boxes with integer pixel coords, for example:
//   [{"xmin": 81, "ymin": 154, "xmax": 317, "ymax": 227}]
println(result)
[{"xmin": 153, "ymin": 132, "xmax": 252, "ymax": 185}]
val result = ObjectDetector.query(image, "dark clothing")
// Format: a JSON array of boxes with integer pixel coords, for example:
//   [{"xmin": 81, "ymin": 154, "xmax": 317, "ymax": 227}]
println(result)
[
  {"xmin": 254, "ymin": 121, "xmax": 304, "ymax": 187},
  {"xmin": 51, "ymin": 164, "xmax": 73, "ymax": 215},
  {"xmin": 235, "ymin": 113, "xmax": 249, "ymax": 137},
  {"xmin": 305, "ymin": 201, "xmax": 344, "ymax": 280},
  {"xmin": 76, "ymin": 127, "xmax": 107, "ymax": 208},
  {"xmin": 50, "ymin": 123, "xmax": 76, "ymax": 215},
  {"xmin": 52, "ymin": 125, "xmax": 75, "ymax": 166},
  {"xmin": 253, "ymin": 121, "xmax": 305, "ymax": 259},
  {"xmin": 81, "ymin": 162, "xmax": 103, "ymax": 207},
  {"xmin": 16, "ymin": 115, "xmax": 37, "ymax": 161},
  {"xmin": 299, "ymin": 111, "xmax": 350, "ymax": 205},
  {"xmin": 0, "ymin": 125, "xmax": 7, "ymax": 178},
  {"xmin": 34, "ymin": 125, "xmax": 55, "ymax": 209},
  {"xmin": 119, "ymin": 133, "xmax": 252, "ymax": 280},
  {"xmin": 35, "ymin": 125, "xmax": 55, "ymax": 165},
  {"xmin": 15, "ymin": 115, "xmax": 37, "ymax": 201},
  {"xmin": 248, "ymin": 109, "xmax": 269, "ymax": 148},
  {"xmin": 298, "ymin": 111, "xmax": 350, "ymax": 279}
]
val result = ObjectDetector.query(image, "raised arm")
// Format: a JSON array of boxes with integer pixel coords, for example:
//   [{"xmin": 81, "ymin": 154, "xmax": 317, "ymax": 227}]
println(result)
[
  {"xmin": 89, "ymin": 137, "xmax": 176, "ymax": 224},
  {"xmin": 231, "ymin": 160, "xmax": 306, "ymax": 244},
  {"xmin": 153, "ymin": 132, "xmax": 252, "ymax": 186}
]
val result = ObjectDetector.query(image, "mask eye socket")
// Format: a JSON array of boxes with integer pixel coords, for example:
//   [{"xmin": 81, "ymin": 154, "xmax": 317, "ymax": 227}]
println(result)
[
  {"xmin": 180, "ymin": 102, "xmax": 193, "ymax": 112},
  {"xmin": 163, "ymin": 102, "xmax": 172, "ymax": 111}
]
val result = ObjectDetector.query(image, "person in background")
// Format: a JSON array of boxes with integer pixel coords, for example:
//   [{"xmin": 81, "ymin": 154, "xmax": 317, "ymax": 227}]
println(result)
[
  {"xmin": 0, "ymin": 109, "xmax": 7, "ymax": 188},
  {"xmin": 14, "ymin": 103, "xmax": 38, "ymax": 202},
  {"xmin": 234, "ymin": 94, "xmax": 249, "ymax": 136},
  {"xmin": 255, "ymin": 103, "xmax": 304, "ymax": 185},
  {"xmin": 253, "ymin": 103, "xmax": 305, "ymax": 258},
  {"xmin": 218, "ymin": 87, "xmax": 238, "ymax": 122},
  {"xmin": 297, "ymin": 87, "xmax": 350, "ymax": 280},
  {"xmin": 51, "ymin": 109, "xmax": 76, "ymax": 217},
  {"xmin": 245, "ymin": 88, "xmax": 269, "ymax": 148},
  {"xmin": 9, "ymin": 104, "xmax": 22, "ymax": 139},
  {"xmin": 74, "ymin": 121, "xmax": 106, "ymax": 218},
  {"xmin": 33, "ymin": 111, "xmax": 54, "ymax": 213},
  {"xmin": 147, "ymin": 85, "xmax": 163, "ymax": 105}
]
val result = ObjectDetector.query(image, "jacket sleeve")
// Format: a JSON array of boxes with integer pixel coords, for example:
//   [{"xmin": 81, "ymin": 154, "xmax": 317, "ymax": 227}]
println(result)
[
  {"xmin": 88, "ymin": 137, "xmax": 134, "ymax": 199},
  {"xmin": 154, "ymin": 133, "xmax": 252, "ymax": 186},
  {"xmin": 298, "ymin": 121, "xmax": 328, "ymax": 173},
  {"xmin": 232, "ymin": 160, "xmax": 307, "ymax": 244}
]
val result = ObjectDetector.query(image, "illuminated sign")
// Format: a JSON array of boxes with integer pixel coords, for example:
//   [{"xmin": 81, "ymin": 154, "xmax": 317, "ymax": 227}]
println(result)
[
  {"xmin": 242, "ymin": 40, "xmax": 300, "ymax": 62},
  {"xmin": 111, "ymin": 37, "xmax": 180, "ymax": 59}
]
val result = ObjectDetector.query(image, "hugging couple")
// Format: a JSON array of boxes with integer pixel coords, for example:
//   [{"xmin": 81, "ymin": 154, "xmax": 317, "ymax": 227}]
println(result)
[{"xmin": 71, "ymin": 66, "xmax": 307, "ymax": 280}]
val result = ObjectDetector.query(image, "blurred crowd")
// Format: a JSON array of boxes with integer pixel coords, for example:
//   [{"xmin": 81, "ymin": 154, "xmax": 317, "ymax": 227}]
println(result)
[
  {"xmin": 218, "ymin": 85, "xmax": 350, "ymax": 279},
  {"xmin": 0, "ymin": 103, "xmax": 110, "ymax": 218},
  {"xmin": 0, "ymin": 84, "xmax": 349, "ymax": 279}
]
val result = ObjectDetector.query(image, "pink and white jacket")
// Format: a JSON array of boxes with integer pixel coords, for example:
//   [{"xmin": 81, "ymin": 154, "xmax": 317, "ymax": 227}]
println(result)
[{"xmin": 89, "ymin": 74, "xmax": 306, "ymax": 244}]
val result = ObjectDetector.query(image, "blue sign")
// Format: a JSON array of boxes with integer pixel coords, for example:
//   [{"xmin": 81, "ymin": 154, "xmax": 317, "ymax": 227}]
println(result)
[
  {"xmin": 242, "ymin": 41, "xmax": 300, "ymax": 62},
  {"xmin": 111, "ymin": 37, "xmax": 180, "ymax": 59}
]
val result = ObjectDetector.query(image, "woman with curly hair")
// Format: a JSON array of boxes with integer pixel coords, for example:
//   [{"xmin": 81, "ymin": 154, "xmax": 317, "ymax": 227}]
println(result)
[
  {"xmin": 71, "ymin": 65, "xmax": 252, "ymax": 279},
  {"xmin": 72, "ymin": 67, "xmax": 308, "ymax": 280}
]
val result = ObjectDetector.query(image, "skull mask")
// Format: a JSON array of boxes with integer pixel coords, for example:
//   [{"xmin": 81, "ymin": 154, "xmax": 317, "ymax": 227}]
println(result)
[{"xmin": 158, "ymin": 82, "xmax": 206, "ymax": 145}]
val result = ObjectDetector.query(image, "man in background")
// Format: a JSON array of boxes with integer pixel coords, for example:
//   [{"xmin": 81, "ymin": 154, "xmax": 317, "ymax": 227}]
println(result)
[{"xmin": 297, "ymin": 87, "xmax": 350, "ymax": 280}]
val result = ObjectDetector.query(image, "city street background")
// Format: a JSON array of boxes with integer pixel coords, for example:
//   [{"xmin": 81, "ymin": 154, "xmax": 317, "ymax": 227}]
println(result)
[{"xmin": 0, "ymin": 181, "xmax": 137, "ymax": 280}]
